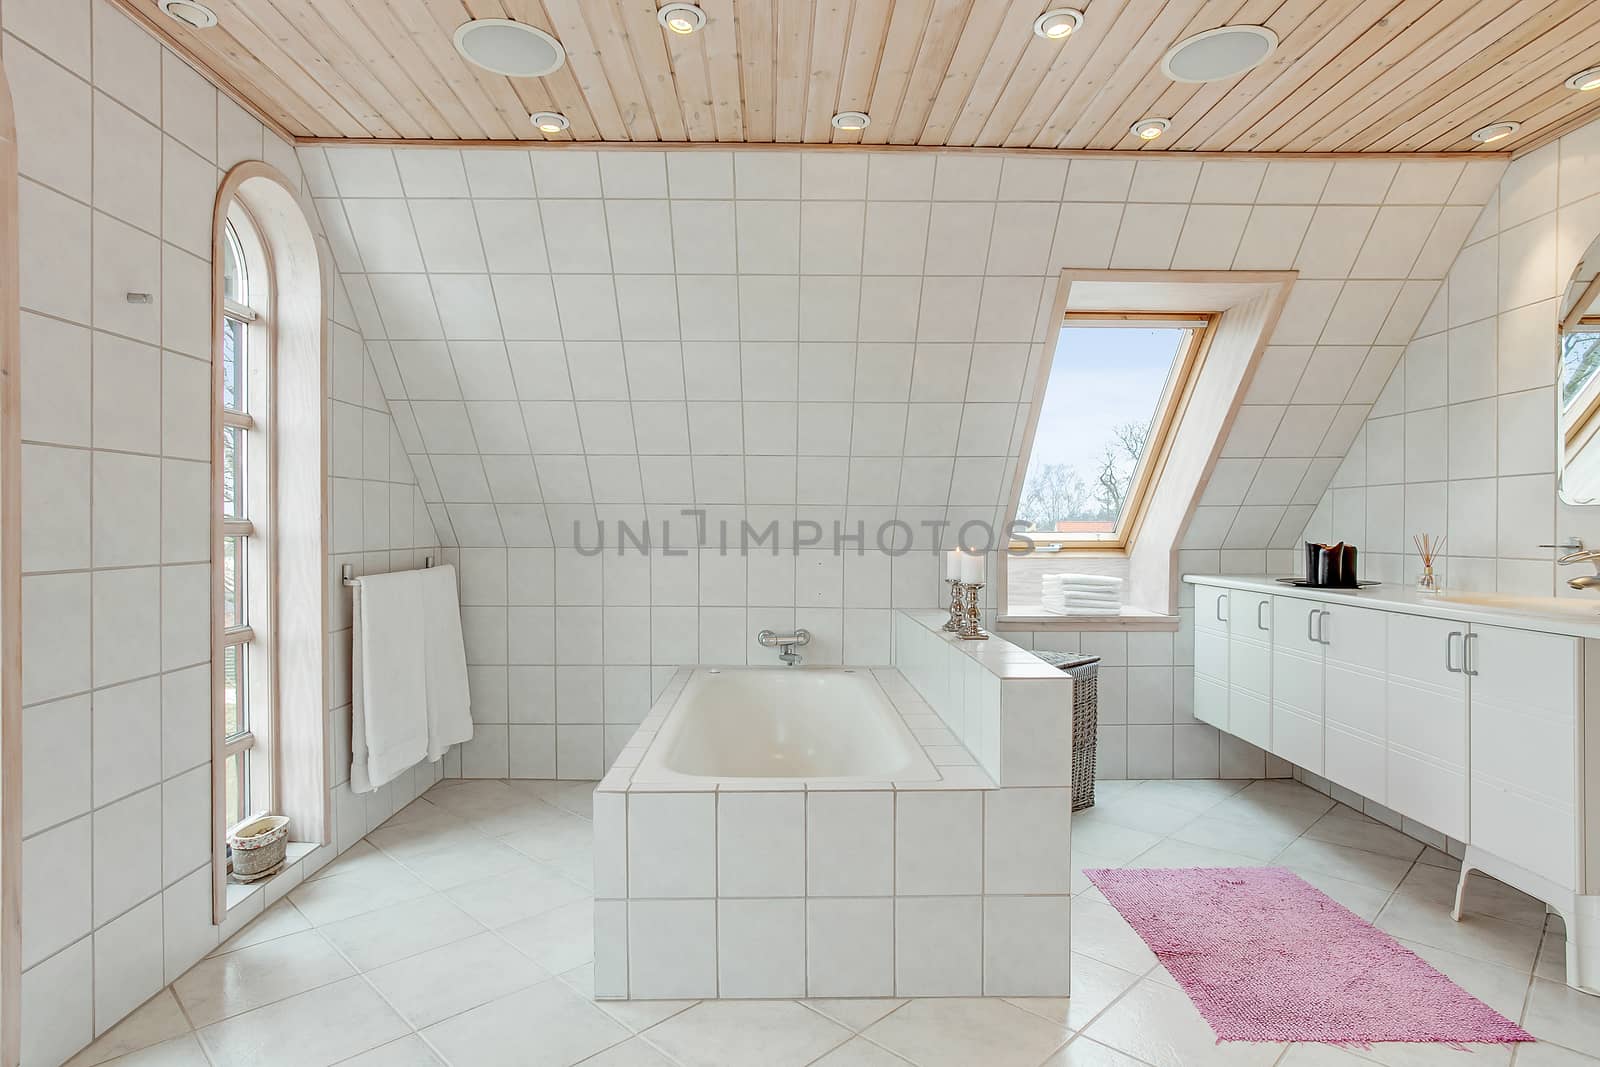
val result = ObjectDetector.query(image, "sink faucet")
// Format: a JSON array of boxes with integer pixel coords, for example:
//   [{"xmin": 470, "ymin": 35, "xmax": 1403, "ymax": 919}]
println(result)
[
  {"xmin": 1546, "ymin": 540, "xmax": 1600, "ymax": 589},
  {"xmin": 757, "ymin": 628, "xmax": 810, "ymax": 666}
]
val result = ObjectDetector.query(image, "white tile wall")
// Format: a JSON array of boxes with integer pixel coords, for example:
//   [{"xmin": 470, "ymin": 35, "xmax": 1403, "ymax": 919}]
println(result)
[
  {"xmin": 7, "ymin": 2, "xmax": 441, "ymax": 1062},
  {"xmin": 302, "ymin": 141, "xmax": 1499, "ymax": 784},
  {"xmin": 1302, "ymin": 118, "xmax": 1600, "ymax": 600}
]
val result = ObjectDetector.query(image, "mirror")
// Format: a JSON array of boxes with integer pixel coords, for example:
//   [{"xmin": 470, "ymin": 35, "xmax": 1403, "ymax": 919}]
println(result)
[{"xmin": 1559, "ymin": 233, "xmax": 1600, "ymax": 504}]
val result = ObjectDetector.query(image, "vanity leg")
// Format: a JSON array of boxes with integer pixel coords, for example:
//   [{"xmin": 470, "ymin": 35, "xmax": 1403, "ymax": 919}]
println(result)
[{"xmin": 1451, "ymin": 862, "xmax": 1473, "ymax": 922}]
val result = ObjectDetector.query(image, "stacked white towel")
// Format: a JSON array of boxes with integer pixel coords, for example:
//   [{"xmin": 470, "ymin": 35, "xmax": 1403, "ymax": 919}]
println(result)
[{"xmin": 1040, "ymin": 573, "xmax": 1124, "ymax": 616}]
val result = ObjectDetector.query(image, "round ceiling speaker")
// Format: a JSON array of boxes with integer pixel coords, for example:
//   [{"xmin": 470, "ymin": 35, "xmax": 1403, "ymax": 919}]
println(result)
[
  {"xmin": 453, "ymin": 19, "xmax": 566, "ymax": 78},
  {"xmin": 158, "ymin": 0, "xmax": 218, "ymax": 28},
  {"xmin": 1161, "ymin": 25, "xmax": 1278, "ymax": 83}
]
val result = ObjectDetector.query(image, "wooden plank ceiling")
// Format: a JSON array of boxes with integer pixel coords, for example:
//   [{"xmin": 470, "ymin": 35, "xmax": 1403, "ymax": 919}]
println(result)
[{"xmin": 116, "ymin": 0, "xmax": 1600, "ymax": 152}]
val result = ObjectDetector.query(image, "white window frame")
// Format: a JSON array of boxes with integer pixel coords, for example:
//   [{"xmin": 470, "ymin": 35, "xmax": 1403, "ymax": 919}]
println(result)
[
  {"xmin": 1009, "ymin": 310, "xmax": 1215, "ymax": 553},
  {"xmin": 215, "ymin": 205, "xmax": 277, "ymax": 874}
]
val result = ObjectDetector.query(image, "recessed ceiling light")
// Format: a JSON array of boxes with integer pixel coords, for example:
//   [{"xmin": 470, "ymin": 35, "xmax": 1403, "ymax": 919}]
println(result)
[
  {"xmin": 831, "ymin": 111, "xmax": 871, "ymax": 131},
  {"xmin": 530, "ymin": 111, "xmax": 570, "ymax": 133},
  {"xmin": 1566, "ymin": 66, "xmax": 1600, "ymax": 91},
  {"xmin": 1033, "ymin": 9, "xmax": 1084, "ymax": 40},
  {"xmin": 1471, "ymin": 121, "xmax": 1521, "ymax": 144},
  {"xmin": 1131, "ymin": 118, "xmax": 1171, "ymax": 141},
  {"xmin": 657, "ymin": 3, "xmax": 707, "ymax": 35},
  {"xmin": 453, "ymin": 19, "xmax": 566, "ymax": 78},
  {"xmin": 158, "ymin": 0, "xmax": 217, "ymax": 28},
  {"xmin": 1161, "ymin": 25, "xmax": 1278, "ymax": 83}
]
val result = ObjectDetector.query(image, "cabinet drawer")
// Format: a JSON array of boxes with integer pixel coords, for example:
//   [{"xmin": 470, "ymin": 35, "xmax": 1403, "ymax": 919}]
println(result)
[{"xmin": 1195, "ymin": 585, "xmax": 1230, "ymax": 634}]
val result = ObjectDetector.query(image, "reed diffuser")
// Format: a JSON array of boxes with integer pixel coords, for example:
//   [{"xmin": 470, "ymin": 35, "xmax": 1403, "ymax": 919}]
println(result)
[{"xmin": 1413, "ymin": 533, "xmax": 1445, "ymax": 594}]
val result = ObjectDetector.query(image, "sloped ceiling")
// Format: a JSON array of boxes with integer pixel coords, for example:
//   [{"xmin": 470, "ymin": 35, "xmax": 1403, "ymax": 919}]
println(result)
[{"xmin": 299, "ymin": 144, "xmax": 1503, "ymax": 558}]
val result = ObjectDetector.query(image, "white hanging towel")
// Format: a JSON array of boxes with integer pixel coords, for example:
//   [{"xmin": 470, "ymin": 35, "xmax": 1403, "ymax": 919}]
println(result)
[
  {"xmin": 420, "ymin": 564, "xmax": 474, "ymax": 760},
  {"xmin": 351, "ymin": 571, "xmax": 429, "ymax": 793}
]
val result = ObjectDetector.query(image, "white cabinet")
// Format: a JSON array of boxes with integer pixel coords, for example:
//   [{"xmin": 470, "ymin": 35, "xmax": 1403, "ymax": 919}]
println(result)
[
  {"xmin": 1322, "ymin": 603, "xmax": 1387, "ymax": 804},
  {"xmin": 1270, "ymin": 596, "xmax": 1324, "ymax": 774},
  {"xmin": 1385, "ymin": 615, "xmax": 1469, "ymax": 841},
  {"xmin": 1227, "ymin": 589, "xmax": 1274, "ymax": 751},
  {"xmin": 1185, "ymin": 576, "xmax": 1600, "ymax": 996},
  {"xmin": 1467, "ymin": 624, "xmax": 1579, "ymax": 889},
  {"xmin": 1193, "ymin": 585, "xmax": 1230, "ymax": 732}
]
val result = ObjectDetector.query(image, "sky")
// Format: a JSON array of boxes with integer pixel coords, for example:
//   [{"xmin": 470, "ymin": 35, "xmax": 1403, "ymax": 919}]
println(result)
[{"xmin": 1027, "ymin": 325, "xmax": 1187, "ymax": 484}]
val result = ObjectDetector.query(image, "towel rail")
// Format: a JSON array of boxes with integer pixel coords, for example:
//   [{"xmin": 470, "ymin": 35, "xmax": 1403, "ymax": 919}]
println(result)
[{"xmin": 343, "ymin": 556, "xmax": 434, "ymax": 587}]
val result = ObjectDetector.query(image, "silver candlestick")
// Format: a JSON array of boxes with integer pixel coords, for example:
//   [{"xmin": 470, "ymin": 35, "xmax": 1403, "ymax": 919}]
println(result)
[
  {"xmin": 958, "ymin": 582, "xmax": 988, "ymax": 640},
  {"xmin": 943, "ymin": 579, "xmax": 965, "ymax": 631}
]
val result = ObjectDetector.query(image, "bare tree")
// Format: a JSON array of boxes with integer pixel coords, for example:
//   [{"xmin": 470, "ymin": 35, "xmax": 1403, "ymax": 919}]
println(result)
[
  {"xmin": 1094, "ymin": 421, "xmax": 1152, "ymax": 517},
  {"xmin": 1019, "ymin": 462, "xmax": 1094, "ymax": 529}
]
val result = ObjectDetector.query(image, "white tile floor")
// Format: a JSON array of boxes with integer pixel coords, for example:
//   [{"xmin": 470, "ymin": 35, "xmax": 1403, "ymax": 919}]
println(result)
[{"xmin": 65, "ymin": 777, "xmax": 1600, "ymax": 1067}]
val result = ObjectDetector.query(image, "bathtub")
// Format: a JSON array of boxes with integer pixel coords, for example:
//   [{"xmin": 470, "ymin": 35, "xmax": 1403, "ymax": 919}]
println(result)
[{"xmin": 631, "ymin": 667, "xmax": 941, "ymax": 786}]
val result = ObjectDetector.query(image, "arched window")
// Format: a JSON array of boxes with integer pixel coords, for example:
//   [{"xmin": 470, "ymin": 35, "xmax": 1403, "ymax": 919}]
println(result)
[
  {"xmin": 219, "ymin": 208, "xmax": 274, "ymax": 837},
  {"xmin": 211, "ymin": 163, "xmax": 328, "ymax": 920}
]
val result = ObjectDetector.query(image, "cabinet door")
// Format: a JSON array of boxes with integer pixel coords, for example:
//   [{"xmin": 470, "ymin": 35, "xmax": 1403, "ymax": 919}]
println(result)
[
  {"xmin": 1322, "ymin": 603, "xmax": 1387, "ymax": 802},
  {"xmin": 1227, "ymin": 592, "xmax": 1273, "ymax": 750},
  {"xmin": 1271, "ymin": 596, "xmax": 1324, "ymax": 774},
  {"xmin": 1468, "ymin": 624, "xmax": 1579, "ymax": 889},
  {"xmin": 1384, "ymin": 615, "xmax": 1469, "ymax": 841},
  {"xmin": 1192, "ymin": 586, "xmax": 1229, "ymax": 731}
]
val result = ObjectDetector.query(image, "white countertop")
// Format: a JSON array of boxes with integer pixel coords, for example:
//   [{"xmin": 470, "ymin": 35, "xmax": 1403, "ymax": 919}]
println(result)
[{"xmin": 1183, "ymin": 574, "xmax": 1600, "ymax": 639}]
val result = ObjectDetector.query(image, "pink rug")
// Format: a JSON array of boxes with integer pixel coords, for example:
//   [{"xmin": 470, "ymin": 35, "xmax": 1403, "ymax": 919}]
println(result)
[{"xmin": 1085, "ymin": 866, "xmax": 1534, "ymax": 1045}]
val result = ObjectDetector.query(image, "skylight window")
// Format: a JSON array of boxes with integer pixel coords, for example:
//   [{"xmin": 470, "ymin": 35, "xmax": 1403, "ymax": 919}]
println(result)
[{"xmin": 1014, "ymin": 314, "xmax": 1208, "ymax": 547}]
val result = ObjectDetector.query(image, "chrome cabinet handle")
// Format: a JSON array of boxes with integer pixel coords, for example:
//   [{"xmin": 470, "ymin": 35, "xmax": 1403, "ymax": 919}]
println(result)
[
  {"xmin": 1257, "ymin": 600, "xmax": 1270, "ymax": 631},
  {"xmin": 1215, "ymin": 595, "xmax": 1227, "ymax": 622},
  {"xmin": 1446, "ymin": 631, "xmax": 1462, "ymax": 673},
  {"xmin": 1464, "ymin": 632, "xmax": 1479, "ymax": 677},
  {"xmin": 1307, "ymin": 608, "xmax": 1318, "ymax": 643},
  {"xmin": 1317, "ymin": 609, "xmax": 1331, "ymax": 645}
]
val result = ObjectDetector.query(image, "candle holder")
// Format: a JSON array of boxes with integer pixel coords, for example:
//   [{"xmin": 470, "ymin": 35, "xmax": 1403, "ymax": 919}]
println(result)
[
  {"xmin": 958, "ymin": 582, "xmax": 989, "ymax": 640},
  {"xmin": 943, "ymin": 579, "xmax": 965, "ymax": 631}
]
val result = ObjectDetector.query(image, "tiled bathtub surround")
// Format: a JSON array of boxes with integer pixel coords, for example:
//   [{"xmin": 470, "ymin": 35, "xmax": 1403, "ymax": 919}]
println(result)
[
  {"xmin": 593, "ymin": 617, "xmax": 1074, "ymax": 999},
  {"xmin": 893, "ymin": 612, "xmax": 1077, "ymax": 785}
]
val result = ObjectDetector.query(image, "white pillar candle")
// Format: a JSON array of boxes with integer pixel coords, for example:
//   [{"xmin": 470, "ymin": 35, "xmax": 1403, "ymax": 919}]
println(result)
[
  {"xmin": 958, "ymin": 551, "xmax": 985, "ymax": 584},
  {"xmin": 946, "ymin": 548, "xmax": 962, "ymax": 580}
]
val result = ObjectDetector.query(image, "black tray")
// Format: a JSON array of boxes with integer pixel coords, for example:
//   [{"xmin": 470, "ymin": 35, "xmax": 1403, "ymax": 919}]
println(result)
[{"xmin": 1274, "ymin": 578, "xmax": 1381, "ymax": 588}]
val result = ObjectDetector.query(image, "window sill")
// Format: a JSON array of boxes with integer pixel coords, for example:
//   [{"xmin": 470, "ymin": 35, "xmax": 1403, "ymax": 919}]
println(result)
[
  {"xmin": 223, "ymin": 840, "xmax": 318, "ymax": 915},
  {"xmin": 995, "ymin": 607, "xmax": 1179, "ymax": 632}
]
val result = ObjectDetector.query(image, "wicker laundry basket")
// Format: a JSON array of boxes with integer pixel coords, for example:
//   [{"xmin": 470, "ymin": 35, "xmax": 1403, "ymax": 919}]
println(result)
[{"xmin": 1032, "ymin": 650, "xmax": 1101, "ymax": 811}]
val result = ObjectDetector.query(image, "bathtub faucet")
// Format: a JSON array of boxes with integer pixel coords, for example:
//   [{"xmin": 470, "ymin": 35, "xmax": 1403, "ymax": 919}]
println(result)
[{"xmin": 757, "ymin": 628, "xmax": 811, "ymax": 666}]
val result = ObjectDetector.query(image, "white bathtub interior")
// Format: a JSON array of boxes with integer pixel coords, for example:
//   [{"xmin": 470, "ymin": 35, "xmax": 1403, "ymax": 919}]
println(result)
[{"xmin": 631, "ymin": 667, "xmax": 941, "ymax": 784}]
